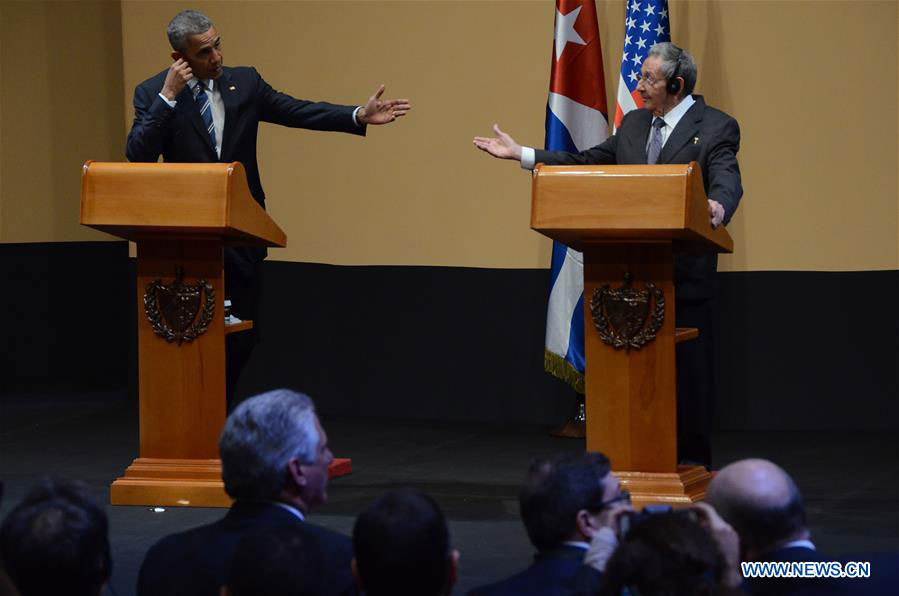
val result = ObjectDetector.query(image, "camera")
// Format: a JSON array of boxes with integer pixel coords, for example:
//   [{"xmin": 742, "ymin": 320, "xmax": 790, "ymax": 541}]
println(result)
[{"xmin": 617, "ymin": 505, "xmax": 698, "ymax": 539}]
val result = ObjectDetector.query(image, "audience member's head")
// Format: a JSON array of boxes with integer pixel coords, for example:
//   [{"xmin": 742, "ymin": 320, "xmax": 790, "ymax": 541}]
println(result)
[
  {"xmin": 519, "ymin": 451, "xmax": 619, "ymax": 551},
  {"xmin": 0, "ymin": 478, "xmax": 111, "ymax": 596},
  {"xmin": 600, "ymin": 512, "xmax": 734, "ymax": 596},
  {"xmin": 705, "ymin": 458, "xmax": 807, "ymax": 559},
  {"xmin": 222, "ymin": 525, "xmax": 323, "ymax": 596},
  {"xmin": 219, "ymin": 389, "xmax": 333, "ymax": 513},
  {"xmin": 352, "ymin": 490, "xmax": 458, "ymax": 596}
]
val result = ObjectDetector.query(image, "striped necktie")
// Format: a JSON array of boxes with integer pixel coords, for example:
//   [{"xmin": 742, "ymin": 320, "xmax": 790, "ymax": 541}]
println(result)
[
  {"xmin": 194, "ymin": 81, "xmax": 217, "ymax": 149},
  {"xmin": 646, "ymin": 118, "xmax": 666, "ymax": 165}
]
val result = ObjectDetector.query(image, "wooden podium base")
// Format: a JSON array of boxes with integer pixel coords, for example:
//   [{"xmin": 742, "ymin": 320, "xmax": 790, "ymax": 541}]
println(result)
[
  {"xmin": 615, "ymin": 465, "xmax": 711, "ymax": 509},
  {"xmin": 110, "ymin": 457, "xmax": 354, "ymax": 507}
]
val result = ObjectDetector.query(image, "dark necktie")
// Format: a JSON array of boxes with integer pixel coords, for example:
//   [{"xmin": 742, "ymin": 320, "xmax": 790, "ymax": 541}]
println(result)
[
  {"xmin": 646, "ymin": 118, "xmax": 666, "ymax": 164},
  {"xmin": 194, "ymin": 82, "xmax": 217, "ymax": 149}
]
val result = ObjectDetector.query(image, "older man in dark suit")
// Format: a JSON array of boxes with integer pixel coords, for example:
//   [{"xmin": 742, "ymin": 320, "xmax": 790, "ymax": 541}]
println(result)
[
  {"xmin": 137, "ymin": 389, "xmax": 354, "ymax": 596},
  {"xmin": 474, "ymin": 43, "xmax": 742, "ymax": 466},
  {"xmin": 126, "ymin": 10, "xmax": 410, "ymax": 404}
]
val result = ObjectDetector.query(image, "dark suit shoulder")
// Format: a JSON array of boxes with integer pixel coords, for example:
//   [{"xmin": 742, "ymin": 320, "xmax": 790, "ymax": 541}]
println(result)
[
  {"xmin": 136, "ymin": 66, "xmax": 261, "ymax": 94},
  {"xmin": 220, "ymin": 65, "xmax": 261, "ymax": 83},
  {"xmin": 135, "ymin": 69, "xmax": 169, "ymax": 94},
  {"xmin": 689, "ymin": 95, "xmax": 737, "ymax": 126},
  {"xmin": 468, "ymin": 547, "xmax": 585, "ymax": 596}
]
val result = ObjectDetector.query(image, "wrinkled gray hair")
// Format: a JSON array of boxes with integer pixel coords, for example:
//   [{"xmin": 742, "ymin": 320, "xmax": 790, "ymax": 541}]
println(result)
[
  {"xmin": 648, "ymin": 42, "xmax": 698, "ymax": 96},
  {"xmin": 167, "ymin": 10, "xmax": 213, "ymax": 52},
  {"xmin": 219, "ymin": 389, "xmax": 320, "ymax": 501}
]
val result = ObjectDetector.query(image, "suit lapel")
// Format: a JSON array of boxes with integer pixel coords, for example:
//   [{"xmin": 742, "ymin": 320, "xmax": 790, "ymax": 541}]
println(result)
[
  {"xmin": 218, "ymin": 70, "xmax": 238, "ymax": 160},
  {"xmin": 177, "ymin": 84, "xmax": 217, "ymax": 157},
  {"xmin": 620, "ymin": 110, "xmax": 653, "ymax": 163},
  {"xmin": 659, "ymin": 98, "xmax": 704, "ymax": 164}
]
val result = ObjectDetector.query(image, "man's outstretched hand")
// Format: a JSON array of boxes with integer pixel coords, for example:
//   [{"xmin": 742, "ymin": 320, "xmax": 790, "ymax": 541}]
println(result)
[
  {"xmin": 357, "ymin": 84, "xmax": 411, "ymax": 125},
  {"xmin": 473, "ymin": 125, "xmax": 523, "ymax": 161}
]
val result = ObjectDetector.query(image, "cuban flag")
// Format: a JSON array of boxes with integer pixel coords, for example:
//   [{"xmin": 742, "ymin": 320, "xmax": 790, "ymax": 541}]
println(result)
[
  {"xmin": 543, "ymin": 0, "xmax": 609, "ymax": 393},
  {"xmin": 614, "ymin": 0, "xmax": 670, "ymax": 129}
]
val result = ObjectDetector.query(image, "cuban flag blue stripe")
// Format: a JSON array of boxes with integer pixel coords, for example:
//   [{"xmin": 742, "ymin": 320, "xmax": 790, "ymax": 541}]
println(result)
[{"xmin": 565, "ymin": 293, "xmax": 586, "ymax": 371}]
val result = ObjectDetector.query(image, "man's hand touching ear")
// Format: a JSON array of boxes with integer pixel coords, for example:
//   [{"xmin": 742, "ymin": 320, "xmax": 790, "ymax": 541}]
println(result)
[{"xmin": 161, "ymin": 58, "xmax": 193, "ymax": 101}]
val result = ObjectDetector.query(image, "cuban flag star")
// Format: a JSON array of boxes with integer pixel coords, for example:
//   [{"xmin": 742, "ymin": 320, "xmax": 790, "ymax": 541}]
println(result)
[{"xmin": 543, "ymin": 0, "xmax": 609, "ymax": 393}]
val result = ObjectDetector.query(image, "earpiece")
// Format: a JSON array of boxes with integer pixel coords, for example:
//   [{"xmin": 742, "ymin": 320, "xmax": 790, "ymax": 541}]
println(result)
[{"xmin": 666, "ymin": 47, "xmax": 684, "ymax": 96}]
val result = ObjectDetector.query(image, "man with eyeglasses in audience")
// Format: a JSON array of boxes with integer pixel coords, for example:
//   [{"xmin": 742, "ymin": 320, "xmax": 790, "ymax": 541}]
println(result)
[{"xmin": 469, "ymin": 452, "xmax": 631, "ymax": 595}]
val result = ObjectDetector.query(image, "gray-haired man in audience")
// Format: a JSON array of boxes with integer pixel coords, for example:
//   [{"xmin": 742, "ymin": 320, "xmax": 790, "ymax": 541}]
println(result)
[{"xmin": 138, "ymin": 389, "xmax": 354, "ymax": 596}]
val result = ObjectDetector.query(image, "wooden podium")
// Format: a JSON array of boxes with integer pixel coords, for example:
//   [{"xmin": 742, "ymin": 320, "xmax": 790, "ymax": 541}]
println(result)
[
  {"xmin": 531, "ymin": 162, "xmax": 733, "ymax": 508},
  {"xmin": 81, "ymin": 162, "xmax": 286, "ymax": 507}
]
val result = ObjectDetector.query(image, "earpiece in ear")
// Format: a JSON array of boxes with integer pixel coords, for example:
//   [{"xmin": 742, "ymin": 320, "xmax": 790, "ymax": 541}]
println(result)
[{"xmin": 666, "ymin": 48, "xmax": 684, "ymax": 95}]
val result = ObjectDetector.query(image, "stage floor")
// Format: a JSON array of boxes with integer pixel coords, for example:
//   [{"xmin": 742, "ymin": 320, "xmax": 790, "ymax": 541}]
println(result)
[{"xmin": 1, "ymin": 391, "xmax": 897, "ymax": 595}]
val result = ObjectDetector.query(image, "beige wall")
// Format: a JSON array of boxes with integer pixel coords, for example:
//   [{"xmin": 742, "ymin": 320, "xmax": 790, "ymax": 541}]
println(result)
[
  {"xmin": 2, "ymin": 1, "xmax": 896, "ymax": 272},
  {"xmin": 0, "ymin": 0, "xmax": 125, "ymax": 243}
]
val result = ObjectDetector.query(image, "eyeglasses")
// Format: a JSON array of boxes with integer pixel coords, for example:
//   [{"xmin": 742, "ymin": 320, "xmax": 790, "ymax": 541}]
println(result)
[
  {"xmin": 588, "ymin": 490, "xmax": 631, "ymax": 512},
  {"xmin": 636, "ymin": 73, "xmax": 663, "ymax": 86}
]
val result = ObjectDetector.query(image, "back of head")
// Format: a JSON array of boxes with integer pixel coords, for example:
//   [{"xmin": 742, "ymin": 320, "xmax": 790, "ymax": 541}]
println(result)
[
  {"xmin": 353, "ymin": 490, "xmax": 452, "ymax": 596},
  {"xmin": 519, "ymin": 452, "xmax": 610, "ymax": 551},
  {"xmin": 706, "ymin": 459, "xmax": 807, "ymax": 557},
  {"xmin": 220, "ymin": 389, "xmax": 319, "ymax": 501},
  {"xmin": 601, "ymin": 513, "xmax": 726, "ymax": 596},
  {"xmin": 167, "ymin": 10, "xmax": 213, "ymax": 52},
  {"xmin": 225, "ymin": 525, "xmax": 323, "ymax": 596},
  {"xmin": 0, "ymin": 478, "xmax": 111, "ymax": 596}
]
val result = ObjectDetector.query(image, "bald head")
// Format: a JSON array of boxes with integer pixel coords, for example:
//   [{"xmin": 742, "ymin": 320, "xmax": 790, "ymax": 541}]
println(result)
[
  {"xmin": 706, "ymin": 459, "xmax": 807, "ymax": 558},
  {"xmin": 709, "ymin": 459, "xmax": 799, "ymax": 510}
]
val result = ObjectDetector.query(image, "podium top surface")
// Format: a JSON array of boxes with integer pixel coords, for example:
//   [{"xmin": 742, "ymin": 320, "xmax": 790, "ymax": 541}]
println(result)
[
  {"xmin": 530, "ymin": 162, "xmax": 733, "ymax": 253},
  {"xmin": 80, "ymin": 161, "xmax": 286, "ymax": 247}
]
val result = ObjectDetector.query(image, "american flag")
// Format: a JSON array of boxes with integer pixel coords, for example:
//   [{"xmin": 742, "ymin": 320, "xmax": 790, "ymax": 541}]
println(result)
[
  {"xmin": 614, "ymin": 0, "xmax": 671, "ymax": 129},
  {"xmin": 543, "ymin": 0, "xmax": 609, "ymax": 393}
]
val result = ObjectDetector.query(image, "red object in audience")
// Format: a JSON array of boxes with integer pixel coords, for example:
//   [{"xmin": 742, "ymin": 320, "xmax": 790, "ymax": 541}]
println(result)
[{"xmin": 328, "ymin": 458, "xmax": 352, "ymax": 478}]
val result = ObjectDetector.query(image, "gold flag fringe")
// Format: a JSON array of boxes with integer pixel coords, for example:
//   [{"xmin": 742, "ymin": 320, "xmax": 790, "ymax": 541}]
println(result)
[{"xmin": 544, "ymin": 350, "xmax": 585, "ymax": 395}]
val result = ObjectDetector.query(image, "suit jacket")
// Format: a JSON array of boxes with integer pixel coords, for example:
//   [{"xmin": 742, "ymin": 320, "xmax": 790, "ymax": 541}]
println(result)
[
  {"xmin": 468, "ymin": 545, "xmax": 595, "ymax": 596},
  {"xmin": 126, "ymin": 66, "xmax": 366, "ymax": 279},
  {"xmin": 137, "ymin": 501, "xmax": 355, "ymax": 596},
  {"xmin": 534, "ymin": 96, "xmax": 742, "ymax": 300}
]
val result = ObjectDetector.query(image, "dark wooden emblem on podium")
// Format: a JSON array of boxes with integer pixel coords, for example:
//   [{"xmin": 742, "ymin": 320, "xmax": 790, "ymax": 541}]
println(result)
[
  {"xmin": 144, "ymin": 266, "xmax": 215, "ymax": 344},
  {"xmin": 530, "ymin": 162, "xmax": 734, "ymax": 508},
  {"xmin": 590, "ymin": 271, "xmax": 664, "ymax": 350}
]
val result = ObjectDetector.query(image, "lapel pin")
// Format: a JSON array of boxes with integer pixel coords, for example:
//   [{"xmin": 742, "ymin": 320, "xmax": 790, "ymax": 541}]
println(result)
[
  {"xmin": 229, "ymin": 85, "xmax": 236, "ymax": 91},
  {"xmin": 693, "ymin": 136, "xmax": 700, "ymax": 144}
]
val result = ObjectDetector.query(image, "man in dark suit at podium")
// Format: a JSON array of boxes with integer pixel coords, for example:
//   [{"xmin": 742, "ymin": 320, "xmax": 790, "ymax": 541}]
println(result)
[
  {"xmin": 126, "ymin": 9, "xmax": 410, "ymax": 405},
  {"xmin": 473, "ymin": 43, "xmax": 742, "ymax": 466}
]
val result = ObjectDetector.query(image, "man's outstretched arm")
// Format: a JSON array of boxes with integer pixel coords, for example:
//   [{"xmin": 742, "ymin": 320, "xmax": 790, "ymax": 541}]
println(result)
[
  {"xmin": 473, "ymin": 124, "xmax": 618, "ymax": 169},
  {"xmin": 258, "ymin": 73, "xmax": 410, "ymax": 134}
]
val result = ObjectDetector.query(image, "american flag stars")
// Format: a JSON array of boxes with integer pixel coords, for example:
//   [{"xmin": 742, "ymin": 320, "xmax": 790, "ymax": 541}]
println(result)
[
  {"xmin": 621, "ymin": 0, "xmax": 670, "ymax": 93},
  {"xmin": 615, "ymin": 0, "xmax": 670, "ymax": 127}
]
